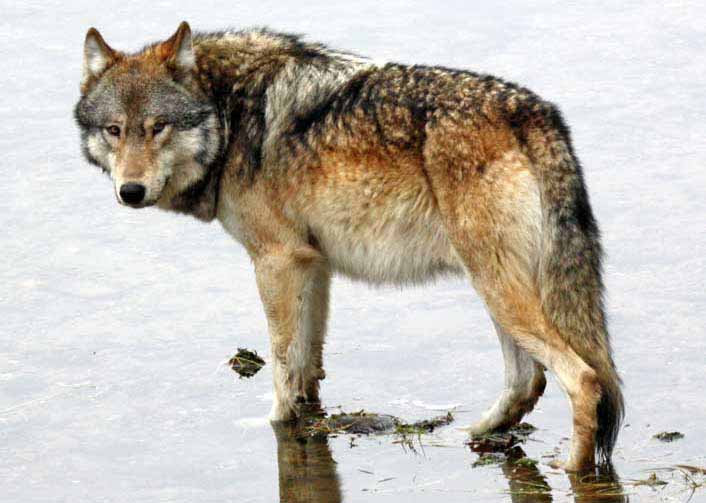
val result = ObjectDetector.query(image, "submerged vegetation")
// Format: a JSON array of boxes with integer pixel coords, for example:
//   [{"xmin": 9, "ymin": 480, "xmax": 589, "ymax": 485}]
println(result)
[
  {"xmin": 305, "ymin": 410, "xmax": 398, "ymax": 436},
  {"xmin": 299, "ymin": 409, "xmax": 455, "ymax": 448},
  {"xmin": 394, "ymin": 412, "xmax": 455, "ymax": 436},
  {"xmin": 467, "ymin": 422, "xmax": 537, "ymax": 453}
]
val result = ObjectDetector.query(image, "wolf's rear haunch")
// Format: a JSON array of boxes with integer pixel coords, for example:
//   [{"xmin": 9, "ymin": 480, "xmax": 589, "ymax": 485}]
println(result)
[
  {"xmin": 74, "ymin": 21, "xmax": 623, "ymax": 472},
  {"xmin": 422, "ymin": 95, "xmax": 625, "ymax": 470}
]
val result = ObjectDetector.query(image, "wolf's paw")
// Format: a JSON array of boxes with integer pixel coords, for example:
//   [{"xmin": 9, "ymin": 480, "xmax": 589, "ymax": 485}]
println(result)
[
  {"xmin": 467, "ymin": 418, "xmax": 496, "ymax": 436},
  {"xmin": 548, "ymin": 458, "xmax": 594, "ymax": 473},
  {"xmin": 467, "ymin": 408, "xmax": 515, "ymax": 436},
  {"xmin": 268, "ymin": 399, "xmax": 299, "ymax": 423}
]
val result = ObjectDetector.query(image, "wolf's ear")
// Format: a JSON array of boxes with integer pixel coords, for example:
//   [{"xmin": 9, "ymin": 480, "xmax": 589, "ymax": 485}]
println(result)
[
  {"xmin": 162, "ymin": 21, "xmax": 196, "ymax": 74},
  {"xmin": 82, "ymin": 28, "xmax": 116, "ymax": 87}
]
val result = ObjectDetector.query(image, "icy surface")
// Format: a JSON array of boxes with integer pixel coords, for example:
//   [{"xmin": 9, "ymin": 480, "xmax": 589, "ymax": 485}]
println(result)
[{"xmin": 1, "ymin": 1, "xmax": 705, "ymax": 502}]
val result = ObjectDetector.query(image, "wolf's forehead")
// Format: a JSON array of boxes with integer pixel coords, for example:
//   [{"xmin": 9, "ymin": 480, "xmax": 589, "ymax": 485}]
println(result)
[
  {"xmin": 77, "ymin": 66, "xmax": 214, "ymax": 130},
  {"xmin": 101, "ymin": 73, "xmax": 191, "ymax": 118}
]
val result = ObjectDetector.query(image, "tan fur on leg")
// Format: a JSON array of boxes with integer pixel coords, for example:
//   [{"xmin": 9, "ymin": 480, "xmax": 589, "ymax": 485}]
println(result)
[
  {"xmin": 254, "ymin": 247, "xmax": 330, "ymax": 421},
  {"xmin": 486, "ymin": 292, "xmax": 601, "ymax": 471}
]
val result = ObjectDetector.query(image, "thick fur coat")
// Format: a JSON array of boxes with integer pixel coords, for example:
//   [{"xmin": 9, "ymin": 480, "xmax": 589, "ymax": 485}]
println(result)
[{"xmin": 74, "ymin": 22, "xmax": 623, "ymax": 471}]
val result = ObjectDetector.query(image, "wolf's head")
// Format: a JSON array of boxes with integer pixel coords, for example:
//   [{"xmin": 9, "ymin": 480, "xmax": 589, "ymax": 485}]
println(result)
[{"xmin": 74, "ymin": 22, "xmax": 222, "ymax": 214}]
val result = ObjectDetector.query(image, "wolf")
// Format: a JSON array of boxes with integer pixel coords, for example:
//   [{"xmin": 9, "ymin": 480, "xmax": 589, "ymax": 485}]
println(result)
[{"xmin": 74, "ymin": 22, "xmax": 623, "ymax": 471}]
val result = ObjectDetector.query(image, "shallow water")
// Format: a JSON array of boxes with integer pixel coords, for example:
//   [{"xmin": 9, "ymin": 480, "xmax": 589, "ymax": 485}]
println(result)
[{"xmin": 1, "ymin": 1, "xmax": 705, "ymax": 502}]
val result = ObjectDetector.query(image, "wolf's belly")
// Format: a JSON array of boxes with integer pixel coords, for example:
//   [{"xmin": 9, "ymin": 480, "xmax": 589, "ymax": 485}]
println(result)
[{"xmin": 308, "ymin": 201, "xmax": 463, "ymax": 285}]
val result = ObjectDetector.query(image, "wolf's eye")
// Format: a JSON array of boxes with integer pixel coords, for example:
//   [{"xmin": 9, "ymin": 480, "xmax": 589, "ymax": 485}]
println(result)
[
  {"xmin": 152, "ymin": 122, "xmax": 166, "ymax": 135},
  {"xmin": 106, "ymin": 125, "xmax": 121, "ymax": 137}
]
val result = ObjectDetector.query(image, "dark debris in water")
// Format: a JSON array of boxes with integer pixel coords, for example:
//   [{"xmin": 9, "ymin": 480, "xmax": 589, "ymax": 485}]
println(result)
[
  {"xmin": 473, "ymin": 452, "xmax": 506, "ymax": 467},
  {"xmin": 472, "ymin": 444, "xmax": 541, "ymax": 469},
  {"xmin": 636, "ymin": 465, "xmax": 706, "ymax": 498},
  {"xmin": 306, "ymin": 410, "xmax": 397, "ymax": 436},
  {"xmin": 302, "ymin": 410, "xmax": 454, "ymax": 440},
  {"xmin": 229, "ymin": 348, "xmax": 265, "ymax": 378},
  {"xmin": 394, "ymin": 412, "xmax": 455, "ymax": 436},
  {"xmin": 653, "ymin": 431, "xmax": 685, "ymax": 442},
  {"xmin": 467, "ymin": 422, "xmax": 537, "ymax": 453},
  {"xmin": 631, "ymin": 472, "xmax": 668, "ymax": 487},
  {"xmin": 514, "ymin": 456, "xmax": 539, "ymax": 468}
]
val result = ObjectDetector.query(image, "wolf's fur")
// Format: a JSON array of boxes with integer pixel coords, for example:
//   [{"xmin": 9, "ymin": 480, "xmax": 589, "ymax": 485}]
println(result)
[{"xmin": 74, "ymin": 22, "xmax": 623, "ymax": 471}]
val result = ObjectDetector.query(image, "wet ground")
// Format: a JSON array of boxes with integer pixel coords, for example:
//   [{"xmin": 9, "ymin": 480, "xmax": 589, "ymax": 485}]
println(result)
[{"xmin": 1, "ymin": 1, "xmax": 705, "ymax": 502}]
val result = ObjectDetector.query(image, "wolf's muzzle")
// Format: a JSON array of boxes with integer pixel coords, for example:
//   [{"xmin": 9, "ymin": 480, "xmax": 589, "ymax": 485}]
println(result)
[{"xmin": 119, "ymin": 183, "xmax": 146, "ymax": 206}]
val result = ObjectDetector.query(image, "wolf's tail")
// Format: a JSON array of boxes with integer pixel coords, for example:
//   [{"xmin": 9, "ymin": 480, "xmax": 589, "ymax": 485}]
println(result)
[{"xmin": 510, "ymin": 100, "xmax": 624, "ymax": 463}]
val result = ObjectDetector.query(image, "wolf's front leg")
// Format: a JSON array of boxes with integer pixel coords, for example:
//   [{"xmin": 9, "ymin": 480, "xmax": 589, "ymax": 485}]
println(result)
[{"xmin": 254, "ymin": 248, "xmax": 331, "ymax": 422}]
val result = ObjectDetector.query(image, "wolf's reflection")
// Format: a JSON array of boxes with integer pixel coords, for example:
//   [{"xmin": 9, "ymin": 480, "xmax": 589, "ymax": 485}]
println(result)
[
  {"xmin": 272, "ymin": 422, "xmax": 342, "ymax": 503},
  {"xmin": 497, "ymin": 446, "xmax": 553, "ymax": 502},
  {"xmin": 477, "ymin": 445, "xmax": 628, "ymax": 503},
  {"xmin": 272, "ymin": 420, "xmax": 627, "ymax": 503},
  {"xmin": 566, "ymin": 464, "xmax": 628, "ymax": 503}
]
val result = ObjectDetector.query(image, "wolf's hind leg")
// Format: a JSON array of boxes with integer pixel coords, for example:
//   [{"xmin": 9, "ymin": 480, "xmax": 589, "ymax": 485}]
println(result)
[
  {"xmin": 477, "ymin": 287, "xmax": 602, "ymax": 471},
  {"xmin": 423, "ymin": 147, "xmax": 601, "ymax": 469},
  {"xmin": 254, "ymin": 248, "xmax": 331, "ymax": 422},
  {"xmin": 469, "ymin": 320, "xmax": 546, "ymax": 435}
]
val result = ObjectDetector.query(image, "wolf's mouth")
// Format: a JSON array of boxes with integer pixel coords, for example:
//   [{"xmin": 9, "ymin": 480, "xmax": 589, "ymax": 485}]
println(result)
[{"xmin": 122, "ymin": 200, "xmax": 154, "ymax": 209}]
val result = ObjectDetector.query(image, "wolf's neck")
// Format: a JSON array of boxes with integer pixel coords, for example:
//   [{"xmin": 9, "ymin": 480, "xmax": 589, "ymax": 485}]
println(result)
[
  {"xmin": 193, "ymin": 30, "xmax": 302, "ymax": 98},
  {"xmin": 191, "ymin": 30, "xmax": 302, "ymax": 184}
]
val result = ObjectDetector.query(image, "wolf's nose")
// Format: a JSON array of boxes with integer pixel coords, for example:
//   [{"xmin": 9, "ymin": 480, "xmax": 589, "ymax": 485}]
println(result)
[{"xmin": 119, "ymin": 183, "xmax": 146, "ymax": 205}]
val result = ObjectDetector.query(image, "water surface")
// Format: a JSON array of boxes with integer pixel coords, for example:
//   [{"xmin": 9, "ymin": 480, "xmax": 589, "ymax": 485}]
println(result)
[{"xmin": 1, "ymin": 1, "xmax": 705, "ymax": 501}]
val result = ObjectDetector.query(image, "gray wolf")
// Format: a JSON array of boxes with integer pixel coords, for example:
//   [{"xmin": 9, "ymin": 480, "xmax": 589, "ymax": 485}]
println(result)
[{"xmin": 74, "ymin": 22, "xmax": 623, "ymax": 471}]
